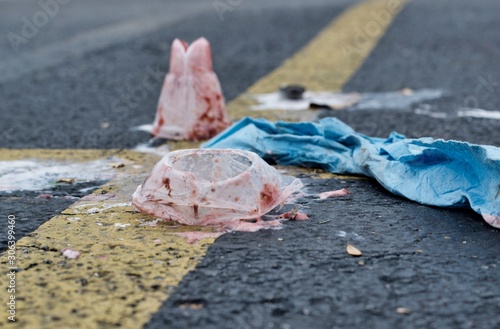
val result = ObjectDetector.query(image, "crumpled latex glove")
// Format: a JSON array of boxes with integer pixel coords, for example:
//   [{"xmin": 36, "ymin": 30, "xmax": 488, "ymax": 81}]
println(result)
[
  {"xmin": 152, "ymin": 37, "xmax": 230, "ymax": 141},
  {"xmin": 132, "ymin": 149, "xmax": 303, "ymax": 225},
  {"xmin": 202, "ymin": 117, "xmax": 500, "ymax": 228}
]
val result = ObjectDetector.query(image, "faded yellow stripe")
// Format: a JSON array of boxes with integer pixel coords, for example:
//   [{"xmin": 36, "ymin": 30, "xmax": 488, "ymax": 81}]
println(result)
[
  {"xmin": 0, "ymin": 150, "xmax": 220, "ymax": 328},
  {"xmin": 0, "ymin": 0, "xmax": 406, "ymax": 327},
  {"xmin": 228, "ymin": 0, "xmax": 408, "ymax": 121}
]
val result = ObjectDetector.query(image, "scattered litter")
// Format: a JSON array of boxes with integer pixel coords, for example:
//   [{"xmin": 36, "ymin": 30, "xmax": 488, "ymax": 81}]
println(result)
[
  {"xmin": 82, "ymin": 202, "xmax": 130, "ymax": 214},
  {"xmin": 151, "ymin": 38, "xmax": 230, "ymax": 141},
  {"xmin": 346, "ymin": 244, "xmax": 362, "ymax": 257},
  {"xmin": 132, "ymin": 149, "xmax": 303, "ymax": 231},
  {"xmin": 228, "ymin": 217, "xmax": 283, "ymax": 232},
  {"xmin": 132, "ymin": 124, "xmax": 154, "ymax": 133},
  {"xmin": 57, "ymin": 178, "xmax": 76, "ymax": 184},
  {"xmin": 37, "ymin": 193, "xmax": 53, "ymax": 199},
  {"xmin": 396, "ymin": 307, "xmax": 412, "ymax": 315},
  {"xmin": 400, "ymin": 88, "xmax": 413, "ymax": 95},
  {"xmin": 278, "ymin": 211, "xmax": 309, "ymax": 220},
  {"xmin": 457, "ymin": 108, "xmax": 500, "ymax": 120},
  {"xmin": 280, "ymin": 84, "xmax": 306, "ymax": 100},
  {"xmin": 250, "ymin": 88, "xmax": 443, "ymax": 111},
  {"xmin": 114, "ymin": 223, "xmax": 131, "ymax": 228},
  {"xmin": 62, "ymin": 248, "xmax": 81, "ymax": 259},
  {"xmin": 318, "ymin": 188, "xmax": 350, "ymax": 199},
  {"xmin": 252, "ymin": 91, "xmax": 360, "ymax": 111},
  {"xmin": 203, "ymin": 117, "xmax": 500, "ymax": 228}
]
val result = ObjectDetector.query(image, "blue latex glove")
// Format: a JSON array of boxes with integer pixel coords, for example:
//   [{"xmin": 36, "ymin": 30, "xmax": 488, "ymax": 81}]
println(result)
[{"xmin": 202, "ymin": 117, "xmax": 500, "ymax": 228}]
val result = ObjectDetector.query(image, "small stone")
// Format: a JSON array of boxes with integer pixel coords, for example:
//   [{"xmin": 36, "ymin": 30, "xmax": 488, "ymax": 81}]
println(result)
[
  {"xmin": 400, "ymin": 88, "xmax": 413, "ymax": 95},
  {"xmin": 396, "ymin": 307, "xmax": 411, "ymax": 315},
  {"xmin": 346, "ymin": 244, "xmax": 362, "ymax": 257}
]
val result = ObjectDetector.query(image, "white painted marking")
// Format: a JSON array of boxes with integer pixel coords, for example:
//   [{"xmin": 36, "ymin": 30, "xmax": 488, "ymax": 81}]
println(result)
[
  {"xmin": 0, "ymin": 158, "xmax": 119, "ymax": 192},
  {"xmin": 414, "ymin": 108, "xmax": 448, "ymax": 119},
  {"xmin": 251, "ymin": 91, "xmax": 360, "ymax": 111},
  {"xmin": 457, "ymin": 108, "xmax": 500, "ymax": 120},
  {"xmin": 251, "ymin": 89, "xmax": 444, "ymax": 111}
]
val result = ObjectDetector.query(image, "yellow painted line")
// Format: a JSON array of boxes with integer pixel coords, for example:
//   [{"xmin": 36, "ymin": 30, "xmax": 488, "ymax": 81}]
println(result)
[
  {"xmin": 0, "ymin": 0, "xmax": 407, "ymax": 327},
  {"xmin": 0, "ymin": 149, "xmax": 221, "ymax": 328},
  {"xmin": 228, "ymin": 0, "xmax": 408, "ymax": 121}
]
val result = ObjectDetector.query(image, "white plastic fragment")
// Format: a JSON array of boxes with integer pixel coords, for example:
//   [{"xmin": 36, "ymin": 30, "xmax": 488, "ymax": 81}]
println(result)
[
  {"xmin": 151, "ymin": 38, "xmax": 230, "ymax": 141},
  {"xmin": 114, "ymin": 223, "xmax": 131, "ymax": 228},
  {"xmin": 62, "ymin": 248, "xmax": 81, "ymax": 259},
  {"xmin": 318, "ymin": 188, "xmax": 351, "ymax": 199},
  {"xmin": 132, "ymin": 149, "xmax": 303, "ymax": 225}
]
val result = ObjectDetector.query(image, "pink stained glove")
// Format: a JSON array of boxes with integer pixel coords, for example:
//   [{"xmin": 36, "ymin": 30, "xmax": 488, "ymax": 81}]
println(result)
[{"xmin": 152, "ymin": 38, "xmax": 230, "ymax": 141}]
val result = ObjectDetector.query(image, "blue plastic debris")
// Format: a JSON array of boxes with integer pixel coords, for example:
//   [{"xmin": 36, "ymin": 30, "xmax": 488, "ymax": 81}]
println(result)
[{"xmin": 202, "ymin": 117, "xmax": 500, "ymax": 228}]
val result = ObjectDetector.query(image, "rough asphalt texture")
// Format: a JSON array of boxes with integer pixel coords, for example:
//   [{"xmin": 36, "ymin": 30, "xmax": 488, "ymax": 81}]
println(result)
[
  {"xmin": 329, "ymin": 0, "xmax": 500, "ymax": 147},
  {"xmin": 0, "ymin": 182, "xmax": 105, "ymax": 252},
  {"xmin": 146, "ymin": 1, "xmax": 500, "ymax": 328},
  {"xmin": 147, "ymin": 177, "xmax": 499, "ymax": 329},
  {"xmin": 1, "ymin": 0, "xmax": 499, "ymax": 328}
]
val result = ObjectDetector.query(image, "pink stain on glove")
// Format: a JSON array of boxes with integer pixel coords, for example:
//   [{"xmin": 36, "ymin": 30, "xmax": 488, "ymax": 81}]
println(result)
[{"xmin": 152, "ymin": 38, "xmax": 230, "ymax": 141}]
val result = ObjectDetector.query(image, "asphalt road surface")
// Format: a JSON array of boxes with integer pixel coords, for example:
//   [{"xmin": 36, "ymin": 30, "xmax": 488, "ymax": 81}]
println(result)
[{"xmin": 1, "ymin": 0, "xmax": 499, "ymax": 328}]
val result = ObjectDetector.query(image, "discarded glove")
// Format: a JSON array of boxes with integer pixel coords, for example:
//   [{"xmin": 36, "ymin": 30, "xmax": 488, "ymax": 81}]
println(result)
[
  {"xmin": 152, "ymin": 38, "xmax": 230, "ymax": 141},
  {"xmin": 202, "ymin": 117, "xmax": 500, "ymax": 228},
  {"xmin": 132, "ymin": 149, "xmax": 303, "ymax": 226}
]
